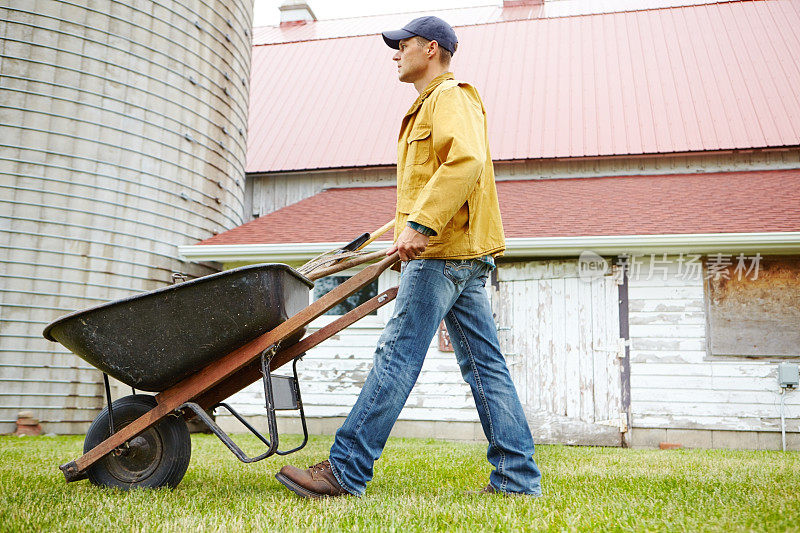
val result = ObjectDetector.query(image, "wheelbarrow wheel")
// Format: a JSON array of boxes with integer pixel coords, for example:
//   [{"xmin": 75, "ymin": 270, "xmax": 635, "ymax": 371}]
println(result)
[{"xmin": 84, "ymin": 394, "xmax": 191, "ymax": 490}]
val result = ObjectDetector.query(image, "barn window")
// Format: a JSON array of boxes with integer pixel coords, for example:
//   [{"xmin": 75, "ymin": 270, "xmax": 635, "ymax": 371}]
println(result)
[
  {"xmin": 706, "ymin": 256, "xmax": 800, "ymax": 357},
  {"xmin": 313, "ymin": 276, "xmax": 379, "ymax": 316}
]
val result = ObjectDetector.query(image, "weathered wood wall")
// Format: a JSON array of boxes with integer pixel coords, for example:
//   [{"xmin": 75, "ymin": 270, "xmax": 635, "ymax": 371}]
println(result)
[
  {"xmin": 226, "ymin": 254, "xmax": 800, "ymax": 445},
  {"xmin": 493, "ymin": 261, "xmax": 624, "ymax": 446},
  {"xmin": 629, "ymin": 255, "xmax": 800, "ymax": 434}
]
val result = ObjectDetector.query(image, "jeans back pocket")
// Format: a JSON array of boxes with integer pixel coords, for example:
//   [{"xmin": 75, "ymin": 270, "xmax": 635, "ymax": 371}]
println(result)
[{"xmin": 444, "ymin": 259, "xmax": 477, "ymax": 284}]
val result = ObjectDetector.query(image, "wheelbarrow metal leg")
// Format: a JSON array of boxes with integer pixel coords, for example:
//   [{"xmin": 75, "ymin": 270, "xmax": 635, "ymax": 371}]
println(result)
[
  {"xmin": 181, "ymin": 401, "xmax": 280, "ymax": 463},
  {"xmin": 188, "ymin": 349, "xmax": 312, "ymax": 463},
  {"xmin": 60, "ymin": 253, "xmax": 399, "ymax": 482},
  {"xmin": 274, "ymin": 357, "xmax": 310, "ymax": 456},
  {"xmin": 101, "ymin": 373, "xmax": 116, "ymax": 435}
]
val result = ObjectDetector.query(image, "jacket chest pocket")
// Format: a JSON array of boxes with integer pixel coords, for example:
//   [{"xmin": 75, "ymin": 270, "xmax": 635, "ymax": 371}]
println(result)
[{"xmin": 406, "ymin": 124, "xmax": 432, "ymax": 166}]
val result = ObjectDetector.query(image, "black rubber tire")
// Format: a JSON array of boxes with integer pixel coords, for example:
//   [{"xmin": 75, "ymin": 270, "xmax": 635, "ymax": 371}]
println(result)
[{"xmin": 84, "ymin": 394, "xmax": 191, "ymax": 490}]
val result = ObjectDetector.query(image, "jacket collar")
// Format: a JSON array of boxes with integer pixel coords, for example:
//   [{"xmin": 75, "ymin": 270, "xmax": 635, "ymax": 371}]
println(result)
[{"xmin": 403, "ymin": 72, "xmax": 455, "ymax": 118}]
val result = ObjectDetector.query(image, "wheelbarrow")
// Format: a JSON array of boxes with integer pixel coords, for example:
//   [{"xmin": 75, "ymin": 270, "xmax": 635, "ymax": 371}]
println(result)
[{"xmin": 43, "ymin": 225, "xmax": 399, "ymax": 490}]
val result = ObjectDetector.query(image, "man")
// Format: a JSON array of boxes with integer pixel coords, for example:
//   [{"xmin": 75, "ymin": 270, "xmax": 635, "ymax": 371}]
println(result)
[{"xmin": 276, "ymin": 16, "xmax": 542, "ymax": 498}]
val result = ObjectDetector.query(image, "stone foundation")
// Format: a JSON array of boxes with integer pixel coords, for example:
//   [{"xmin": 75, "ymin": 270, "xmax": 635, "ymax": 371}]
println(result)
[
  {"xmin": 216, "ymin": 415, "xmax": 488, "ymax": 443},
  {"xmin": 630, "ymin": 428, "xmax": 800, "ymax": 451},
  {"xmin": 216, "ymin": 416, "xmax": 800, "ymax": 451}
]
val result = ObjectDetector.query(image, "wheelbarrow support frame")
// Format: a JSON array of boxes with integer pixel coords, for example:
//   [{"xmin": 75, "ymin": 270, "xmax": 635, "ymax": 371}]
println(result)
[{"xmin": 181, "ymin": 348, "xmax": 309, "ymax": 464}]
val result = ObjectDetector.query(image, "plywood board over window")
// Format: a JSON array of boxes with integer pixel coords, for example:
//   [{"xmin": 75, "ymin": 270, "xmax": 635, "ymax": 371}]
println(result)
[{"xmin": 706, "ymin": 256, "xmax": 800, "ymax": 357}]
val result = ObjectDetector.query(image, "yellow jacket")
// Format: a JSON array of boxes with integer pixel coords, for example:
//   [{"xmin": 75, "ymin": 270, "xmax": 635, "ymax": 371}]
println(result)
[{"xmin": 395, "ymin": 72, "xmax": 505, "ymax": 259}]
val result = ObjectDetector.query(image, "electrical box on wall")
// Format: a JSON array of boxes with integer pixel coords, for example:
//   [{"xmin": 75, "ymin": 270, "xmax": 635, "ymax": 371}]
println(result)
[{"xmin": 778, "ymin": 362, "xmax": 799, "ymax": 388}]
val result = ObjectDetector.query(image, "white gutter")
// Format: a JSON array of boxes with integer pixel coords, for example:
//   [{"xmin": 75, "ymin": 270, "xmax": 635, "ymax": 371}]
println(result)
[
  {"xmin": 177, "ymin": 241, "xmax": 395, "ymax": 263},
  {"xmin": 501, "ymin": 232, "xmax": 800, "ymax": 257},
  {"xmin": 178, "ymin": 232, "xmax": 800, "ymax": 263}
]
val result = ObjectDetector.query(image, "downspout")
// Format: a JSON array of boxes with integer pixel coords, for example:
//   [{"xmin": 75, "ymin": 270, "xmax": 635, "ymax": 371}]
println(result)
[{"xmin": 617, "ymin": 259, "xmax": 632, "ymax": 447}]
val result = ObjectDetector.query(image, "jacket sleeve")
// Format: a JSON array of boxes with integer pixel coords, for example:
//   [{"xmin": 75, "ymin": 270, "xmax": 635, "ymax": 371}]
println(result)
[{"xmin": 407, "ymin": 86, "xmax": 485, "ymax": 235}]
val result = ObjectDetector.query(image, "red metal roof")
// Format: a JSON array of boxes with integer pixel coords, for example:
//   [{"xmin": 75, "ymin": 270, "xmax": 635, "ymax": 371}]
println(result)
[
  {"xmin": 198, "ymin": 169, "xmax": 800, "ymax": 245},
  {"xmin": 247, "ymin": 0, "xmax": 800, "ymax": 173}
]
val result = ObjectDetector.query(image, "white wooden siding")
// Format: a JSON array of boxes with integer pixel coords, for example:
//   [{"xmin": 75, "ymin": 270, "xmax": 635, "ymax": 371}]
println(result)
[
  {"xmin": 227, "ymin": 269, "xmax": 479, "ymax": 424},
  {"xmin": 226, "ymin": 253, "xmax": 800, "ymax": 440},
  {"xmin": 493, "ymin": 149, "xmax": 800, "ymax": 181},
  {"xmin": 628, "ymin": 255, "xmax": 800, "ymax": 433},
  {"xmin": 494, "ymin": 261, "xmax": 624, "ymax": 445},
  {"xmin": 245, "ymin": 149, "xmax": 800, "ymax": 219},
  {"xmin": 246, "ymin": 167, "xmax": 396, "ymax": 219}
]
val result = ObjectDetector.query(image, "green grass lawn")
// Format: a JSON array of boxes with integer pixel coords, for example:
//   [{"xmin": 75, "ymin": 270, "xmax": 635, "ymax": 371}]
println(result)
[{"xmin": 1, "ymin": 433, "xmax": 799, "ymax": 532}]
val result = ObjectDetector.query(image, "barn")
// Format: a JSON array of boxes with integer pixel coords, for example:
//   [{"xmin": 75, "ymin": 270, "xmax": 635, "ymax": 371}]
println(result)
[{"xmin": 180, "ymin": 0, "xmax": 800, "ymax": 449}]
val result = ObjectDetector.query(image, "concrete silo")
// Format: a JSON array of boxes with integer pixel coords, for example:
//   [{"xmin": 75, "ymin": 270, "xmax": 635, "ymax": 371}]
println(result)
[{"xmin": 0, "ymin": 0, "xmax": 253, "ymax": 433}]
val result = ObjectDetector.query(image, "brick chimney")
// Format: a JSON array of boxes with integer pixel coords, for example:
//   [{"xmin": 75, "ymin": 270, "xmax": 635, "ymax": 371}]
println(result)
[
  {"xmin": 279, "ymin": 1, "xmax": 317, "ymax": 26},
  {"xmin": 503, "ymin": 0, "xmax": 544, "ymax": 6}
]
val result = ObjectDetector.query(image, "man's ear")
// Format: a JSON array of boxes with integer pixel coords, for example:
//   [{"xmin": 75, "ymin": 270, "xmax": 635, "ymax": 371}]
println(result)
[{"xmin": 428, "ymin": 40, "xmax": 438, "ymax": 59}]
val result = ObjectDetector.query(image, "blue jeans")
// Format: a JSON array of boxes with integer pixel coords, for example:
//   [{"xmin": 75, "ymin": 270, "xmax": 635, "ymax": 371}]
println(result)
[{"xmin": 328, "ymin": 258, "xmax": 542, "ymax": 496}]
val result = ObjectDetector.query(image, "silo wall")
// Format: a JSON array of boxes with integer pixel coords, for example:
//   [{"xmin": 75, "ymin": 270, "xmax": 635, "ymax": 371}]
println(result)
[{"xmin": 0, "ymin": 0, "xmax": 253, "ymax": 433}]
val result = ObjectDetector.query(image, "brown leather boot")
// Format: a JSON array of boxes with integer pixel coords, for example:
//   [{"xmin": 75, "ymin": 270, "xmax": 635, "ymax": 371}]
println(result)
[
  {"xmin": 467, "ymin": 483, "xmax": 499, "ymax": 495},
  {"xmin": 276, "ymin": 459, "xmax": 350, "ymax": 498}
]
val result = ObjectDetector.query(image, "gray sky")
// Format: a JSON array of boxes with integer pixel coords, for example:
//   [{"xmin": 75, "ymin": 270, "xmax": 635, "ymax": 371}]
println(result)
[{"xmin": 253, "ymin": 0, "xmax": 495, "ymax": 27}]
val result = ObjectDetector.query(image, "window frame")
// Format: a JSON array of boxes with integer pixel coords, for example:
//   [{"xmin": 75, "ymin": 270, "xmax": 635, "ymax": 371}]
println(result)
[
  {"xmin": 307, "ymin": 267, "xmax": 399, "ymax": 329},
  {"xmin": 704, "ymin": 254, "xmax": 800, "ymax": 359}
]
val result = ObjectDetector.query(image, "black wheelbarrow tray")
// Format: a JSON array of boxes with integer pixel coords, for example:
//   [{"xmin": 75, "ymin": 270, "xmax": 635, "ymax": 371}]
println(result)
[{"xmin": 43, "ymin": 251, "xmax": 399, "ymax": 490}]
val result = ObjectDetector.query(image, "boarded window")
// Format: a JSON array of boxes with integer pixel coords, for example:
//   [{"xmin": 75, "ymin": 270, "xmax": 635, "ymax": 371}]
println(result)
[
  {"xmin": 313, "ymin": 276, "xmax": 378, "ymax": 316},
  {"xmin": 706, "ymin": 256, "xmax": 800, "ymax": 357}
]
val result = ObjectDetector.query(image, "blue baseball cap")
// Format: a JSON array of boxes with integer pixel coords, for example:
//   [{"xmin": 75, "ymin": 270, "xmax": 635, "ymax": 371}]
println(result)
[{"xmin": 382, "ymin": 16, "xmax": 458, "ymax": 55}]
